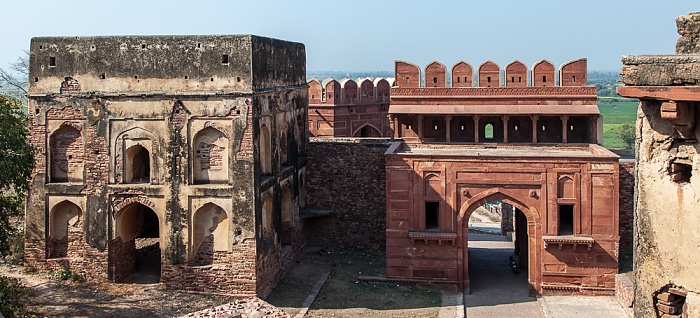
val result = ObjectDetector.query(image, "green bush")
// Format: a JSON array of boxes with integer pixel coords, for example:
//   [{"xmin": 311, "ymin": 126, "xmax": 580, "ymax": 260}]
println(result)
[
  {"xmin": 0, "ymin": 275, "xmax": 29, "ymax": 318},
  {"xmin": 57, "ymin": 269, "xmax": 84, "ymax": 282}
]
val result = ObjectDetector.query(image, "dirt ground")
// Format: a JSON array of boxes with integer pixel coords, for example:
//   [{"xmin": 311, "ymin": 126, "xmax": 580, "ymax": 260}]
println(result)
[
  {"xmin": 0, "ymin": 261, "xmax": 229, "ymax": 317},
  {"xmin": 266, "ymin": 247, "xmax": 442, "ymax": 318},
  {"xmin": 0, "ymin": 247, "xmax": 442, "ymax": 318}
]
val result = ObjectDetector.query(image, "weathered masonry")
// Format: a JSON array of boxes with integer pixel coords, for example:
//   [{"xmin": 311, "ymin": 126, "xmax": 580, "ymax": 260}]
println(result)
[
  {"xmin": 617, "ymin": 11, "xmax": 700, "ymax": 318},
  {"xmin": 24, "ymin": 35, "xmax": 308, "ymax": 297},
  {"xmin": 384, "ymin": 59, "xmax": 621, "ymax": 295}
]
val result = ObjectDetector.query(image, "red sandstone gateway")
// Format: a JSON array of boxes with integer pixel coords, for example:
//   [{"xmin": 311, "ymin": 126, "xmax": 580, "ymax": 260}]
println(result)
[{"xmin": 383, "ymin": 59, "xmax": 620, "ymax": 295}]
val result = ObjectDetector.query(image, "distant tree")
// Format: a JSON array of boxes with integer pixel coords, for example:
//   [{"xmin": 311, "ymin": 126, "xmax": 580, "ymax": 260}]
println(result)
[
  {"xmin": 0, "ymin": 94, "xmax": 33, "ymax": 256},
  {"xmin": 0, "ymin": 52, "xmax": 29, "ymax": 106},
  {"xmin": 617, "ymin": 123, "xmax": 636, "ymax": 149}
]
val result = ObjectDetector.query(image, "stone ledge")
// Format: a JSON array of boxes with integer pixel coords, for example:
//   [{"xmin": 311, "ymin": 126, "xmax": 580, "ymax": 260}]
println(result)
[
  {"xmin": 617, "ymin": 85, "xmax": 700, "ymax": 101},
  {"xmin": 620, "ymin": 54, "xmax": 700, "ymax": 86},
  {"xmin": 408, "ymin": 231, "xmax": 457, "ymax": 246},
  {"xmin": 542, "ymin": 235, "xmax": 594, "ymax": 250}
]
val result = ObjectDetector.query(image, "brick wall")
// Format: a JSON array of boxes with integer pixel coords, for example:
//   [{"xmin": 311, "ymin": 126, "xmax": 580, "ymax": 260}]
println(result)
[
  {"xmin": 304, "ymin": 140, "xmax": 389, "ymax": 251},
  {"xmin": 619, "ymin": 160, "xmax": 635, "ymax": 246}
]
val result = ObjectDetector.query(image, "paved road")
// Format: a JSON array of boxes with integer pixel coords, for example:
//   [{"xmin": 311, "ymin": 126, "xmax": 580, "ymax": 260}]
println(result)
[{"xmin": 464, "ymin": 233, "xmax": 543, "ymax": 317}]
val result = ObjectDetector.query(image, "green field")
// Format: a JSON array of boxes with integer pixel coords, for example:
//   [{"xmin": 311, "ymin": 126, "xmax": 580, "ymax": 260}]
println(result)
[{"xmin": 597, "ymin": 99, "xmax": 638, "ymax": 149}]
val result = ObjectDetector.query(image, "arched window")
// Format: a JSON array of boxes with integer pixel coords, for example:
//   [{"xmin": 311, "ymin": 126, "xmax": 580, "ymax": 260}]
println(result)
[
  {"xmin": 484, "ymin": 123, "xmax": 494, "ymax": 139},
  {"xmin": 260, "ymin": 124, "xmax": 272, "ymax": 174},
  {"xmin": 125, "ymin": 145, "xmax": 150, "ymax": 183}
]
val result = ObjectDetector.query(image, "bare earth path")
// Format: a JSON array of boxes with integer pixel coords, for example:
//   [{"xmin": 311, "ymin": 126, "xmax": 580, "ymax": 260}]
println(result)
[
  {"xmin": 0, "ymin": 261, "xmax": 228, "ymax": 317},
  {"xmin": 464, "ymin": 233, "xmax": 544, "ymax": 318}
]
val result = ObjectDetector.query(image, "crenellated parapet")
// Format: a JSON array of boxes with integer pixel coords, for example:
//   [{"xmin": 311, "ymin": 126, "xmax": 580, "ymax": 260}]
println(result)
[
  {"xmin": 395, "ymin": 59, "xmax": 588, "ymax": 88},
  {"xmin": 308, "ymin": 76, "xmax": 395, "ymax": 105}
]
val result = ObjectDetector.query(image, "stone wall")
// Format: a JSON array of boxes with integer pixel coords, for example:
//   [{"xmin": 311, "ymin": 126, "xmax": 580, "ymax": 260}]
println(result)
[
  {"xmin": 617, "ymin": 11, "xmax": 700, "ymax": 318},
  {"xmin": 618, "ymin": 160, "xmax": 635, "ymax": 246},
  {"xmin": 304, "ymin": 140, "xmax": 390, "ymax": 251}
]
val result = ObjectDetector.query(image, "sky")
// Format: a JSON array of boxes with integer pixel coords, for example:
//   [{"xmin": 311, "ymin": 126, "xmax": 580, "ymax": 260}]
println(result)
[{"xmin": 0, "ymin": 0, "xmax": 697, "ymax": 73}]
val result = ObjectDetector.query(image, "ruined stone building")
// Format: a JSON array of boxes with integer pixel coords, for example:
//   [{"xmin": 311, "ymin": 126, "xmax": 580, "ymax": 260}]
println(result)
[
  {"xmin": 24, "ymin": 35, "xmax": 308, "ymax": 297},
  {"xmin": 617, "ymin": 11, "xmax": 700, "ymax": 318},
  {"xmin": 384, "ymin": 59, "xmax": 621, "ymax": 294},
  {"xmin": 307, "ymin": 77, "xmax": 394, "ymax": 138}
]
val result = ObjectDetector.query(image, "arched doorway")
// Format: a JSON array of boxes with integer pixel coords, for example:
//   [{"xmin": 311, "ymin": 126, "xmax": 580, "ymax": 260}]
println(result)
[
  {"xmin": 459, "ymin": 191, "xmax": 540, "ymax": 296},
  {"xmin": 356, "ymin": 125, "xmax": 381, "ymax": 138},
  {"xmin": 114, "ymin": 202, "xmax": 160, "ymax": 283}
]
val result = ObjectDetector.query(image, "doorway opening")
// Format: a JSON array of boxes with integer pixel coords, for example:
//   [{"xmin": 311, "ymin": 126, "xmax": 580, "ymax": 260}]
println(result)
[
  {"xmin": 115, "ymin": 202, "xmax": 160, "ymax": 283},
  {"xmin": 466, "ymin": 200, "xmax": 530, "ymax": 295}
]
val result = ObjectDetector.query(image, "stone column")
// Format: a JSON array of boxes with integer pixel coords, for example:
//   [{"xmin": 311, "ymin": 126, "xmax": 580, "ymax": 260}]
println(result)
[
  {"xmin": 417, "ymin": 115, "xmax": 424, "ymax": 140},
  {"xmin": 561, "ymin": 115, "xmax": 569, "ymax": 143},
  {"xmin": 502, "ymin": 115, "xmax": 510, "ymax": 143},
  {"xmin": 388, "ymin": 114, "xmax": 396, "ymax": 140},
  {"xmin": 445, "ymin": 115, "xmax": 452, "ymax": 142},
  {"xmin": 531, "ymin": 115, "xmax": 539, "ymax": 143},
  {"xmin": 473, "ymin": 115, "xmax": 481, "ymax": 143}
]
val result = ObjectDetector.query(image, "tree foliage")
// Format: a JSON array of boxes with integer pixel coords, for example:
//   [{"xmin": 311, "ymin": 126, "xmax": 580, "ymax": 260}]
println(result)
[
  {"xmin": 0, "ymin": 94, "xmax": 33, "ymax": 256},
  {"xmin": 0, "ymin": 53, "xmax": 29, "ymax": 102},
  {"xmin": 616, "ymin": 123, "xmax": 636, "ymax": 150}
]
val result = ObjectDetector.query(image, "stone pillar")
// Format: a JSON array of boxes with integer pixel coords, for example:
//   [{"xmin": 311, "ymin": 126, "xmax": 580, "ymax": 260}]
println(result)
[
  {"xmin": 531, "ymin": 115, "xmax": 539, "ymax": 143},
  {"xmin": 561, "ymin": 115, "xmax": 569, "ymax": 143},
  {"xmin": 417, "ymin": 115, "xmax": 424, "ymax": 140},
  {"xmin": 474, "ymin": 115, "xmax": 481, "ymax": 143},
  {"xmin": 591, "ymin": 115, "xmax": 599, "ymax": 144},
  {"xmin": 388, "ymin": 114, "xmax": 396, "ymax": 140},
  {"xmin": 503, "ymin": 115, "xmax": 510, "ymax": 143},
  {"xmin": 445, "ymin": 115, "xmax": 452, "ymax": 142}
]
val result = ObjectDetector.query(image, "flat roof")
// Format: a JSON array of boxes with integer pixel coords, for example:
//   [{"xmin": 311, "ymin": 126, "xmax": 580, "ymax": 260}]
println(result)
[
  {"xmin": 386, "ymin": 143, "xmax": 619, "ymax": 159},
  {"xmin": 388, "ymin": 104, "xmax": 600, "ymax": 115}
]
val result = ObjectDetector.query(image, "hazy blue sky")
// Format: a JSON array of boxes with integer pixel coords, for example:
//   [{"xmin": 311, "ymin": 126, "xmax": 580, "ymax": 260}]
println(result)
[{"xmin": 1, "ymin": 1, "xmax": 697, "ymax": 72}]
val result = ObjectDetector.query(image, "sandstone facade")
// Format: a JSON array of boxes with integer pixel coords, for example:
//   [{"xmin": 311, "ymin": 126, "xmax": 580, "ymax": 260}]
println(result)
[
  {"xmin": 617, "ymin": 11, "xmax": 700, "ymax": 318},
  {"xmin": 385, "ymin": 59, "xmax": 621, "ymax": 295},
  {"xmin": 307, "ymin": 77, "xmax": 394, "ymax": 138},
  {"xmin": 25, "ymin": 35, "xmax": 308, "ymax": 297}
]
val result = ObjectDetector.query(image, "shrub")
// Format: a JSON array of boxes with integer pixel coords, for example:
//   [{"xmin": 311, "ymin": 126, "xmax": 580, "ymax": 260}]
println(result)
[{"xmin": 0, "ymin": 275, "xmax": 29, "ymax": 318}]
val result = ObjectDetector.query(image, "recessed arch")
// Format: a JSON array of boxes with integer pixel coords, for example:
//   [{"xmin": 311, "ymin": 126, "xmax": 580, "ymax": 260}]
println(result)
[
  {"xmin": 50, "ymin": 124, "xmax": 84, "ymax": 183},
  {"xmin": 112, "ymin": 202, "xmax": 161, "ymax": 283},
  {"xmin": 260, "ymin": 123, "xmax": 272, "ymax": 175},
  {"xmin": 191, "ymin": 203, "xmax": 229, "ymax": 265},
  {"xmin": 262, "ymin": 195, "xmax": 273, "ymax": 239},
  {"xmin": 354, "ymin": 124, "xmax": 382, "ymax": 138},
  {"xmin": 125, "ymin": 144, "xmax": 150, "ymax": 183},
  {"xmin": 48, "ymin": 200, "xmax": 82, "ymax": 258},
  {"xmin": 193, "ymin": 126, "xmax": 229, "ymax": 184}
]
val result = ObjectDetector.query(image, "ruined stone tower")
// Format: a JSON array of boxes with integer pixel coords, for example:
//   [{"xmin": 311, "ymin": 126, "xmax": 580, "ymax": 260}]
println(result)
[{"xmin": 24, "ymin": 35, "xmax": 308, "ymax": 297}]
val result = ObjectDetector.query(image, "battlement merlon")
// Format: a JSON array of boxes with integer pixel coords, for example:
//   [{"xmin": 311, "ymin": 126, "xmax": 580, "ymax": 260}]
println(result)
[{"xmin": 28, "ymin": 35, "xmax": 306, "ymax": 95}]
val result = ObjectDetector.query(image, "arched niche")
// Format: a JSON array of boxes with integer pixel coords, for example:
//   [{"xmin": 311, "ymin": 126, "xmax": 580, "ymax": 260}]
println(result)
[
  {"xmin": 194, "ymin": 127, "xmax": 229, "ymax": 184},
  {"xmin": 262, "ymin": 196, "xmax": 273, "ymax": 239},
  {"xmin": 48, "ymin": 200, "xmax": 82, "ymax": 258},
  {"xmin": 355, "ymin": 124, "xmax": 381, "ymax": 138},
  {"xmin": 125, "ymin": 145, "xmax": 151, "ymax": 183},
  {"xmin": 192, "ymin": 203, "xmax": 229, "ymax": 265},
  {"xmin": 558, "ymin": 176, "xmax": 574, "ymax": 199},
  {"xmin": 424, "ymin": 173, "xmax": 441, "ymax": 195},
  {"xmin": 50, "ymin": 124, "xmax": 84, "ymax": 183},
  {"xmin": 260, "ymin": 124, "xmax": 272, "ymax": 175}
]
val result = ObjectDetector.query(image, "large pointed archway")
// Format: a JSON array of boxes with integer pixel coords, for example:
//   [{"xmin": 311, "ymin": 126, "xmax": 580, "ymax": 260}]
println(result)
[
  {"xmin": 457, "ymin": 189, "xmax": 542, "ymax": 294},
  {"xmin": 111, "ymin": 202, "xmax": 161, "ymax": 283}
]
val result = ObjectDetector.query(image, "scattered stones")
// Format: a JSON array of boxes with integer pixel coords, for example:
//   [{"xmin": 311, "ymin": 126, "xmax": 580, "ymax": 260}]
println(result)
[{"xmin": 180, "ymin": 297, "xmax": 289, "ymax": 318}]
